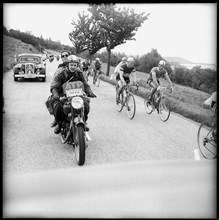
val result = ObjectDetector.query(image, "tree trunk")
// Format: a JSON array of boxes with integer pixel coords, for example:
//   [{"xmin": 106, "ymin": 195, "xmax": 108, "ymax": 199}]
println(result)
[{"xmin": 106, "ymin": 48, "xmax": 111, "ymax": 76}]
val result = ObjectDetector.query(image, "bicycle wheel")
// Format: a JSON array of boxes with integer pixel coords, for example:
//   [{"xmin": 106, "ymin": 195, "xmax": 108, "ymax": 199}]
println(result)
[
  {"xmin": 158, "ymin": 97, "xmax": 170, "ymax": 122},
  {"xmin": 144, "ymin": 92, "xmax": 153, "ymax": 114},
  {"xmin": 126, "ymin": 93, "xmax": 136, "ymax": 119},
  {"xmin": 197, "ymin": 124, "xmax": 217, "ymax": 159},
  {"xmin": 116, "ymin": 92, "xmax": 123, "ymax": 112}
]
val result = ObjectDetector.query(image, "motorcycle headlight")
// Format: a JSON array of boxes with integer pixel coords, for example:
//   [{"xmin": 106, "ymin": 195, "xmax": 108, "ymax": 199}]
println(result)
[{"xmin": 71, "ymin": 97, "xmax": 84, "ymax": 109}]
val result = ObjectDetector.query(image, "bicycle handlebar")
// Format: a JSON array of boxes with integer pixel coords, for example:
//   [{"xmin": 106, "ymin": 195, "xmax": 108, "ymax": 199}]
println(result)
[
  {"xmin": 159, "ymin": 85, "xmax": 173, "ymax": 93},
  {"xmin": 127, "ymin": 82, "xmax": 139, "ymax": 91}
]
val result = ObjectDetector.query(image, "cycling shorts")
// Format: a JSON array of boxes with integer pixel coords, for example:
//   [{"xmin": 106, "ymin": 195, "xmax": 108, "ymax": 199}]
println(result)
[
  {"xmin": 147, "ymin": 78, "xmax": 160, "ymax": 86},
  {"xmin": 116, "ymin": 74, "xmax": 130, "ymax": 84}
]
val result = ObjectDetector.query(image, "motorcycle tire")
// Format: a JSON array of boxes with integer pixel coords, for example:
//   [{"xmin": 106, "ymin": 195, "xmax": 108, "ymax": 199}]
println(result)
[{"xmin": 74, "ymin": 124, "xmax": 86, "ymax": 166}]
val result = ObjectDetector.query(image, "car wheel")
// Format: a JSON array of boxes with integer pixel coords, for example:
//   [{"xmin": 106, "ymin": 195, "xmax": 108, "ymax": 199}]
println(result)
[
  {"xmin": 42, "ymin": 77, "xmax": 46, "ymax": 82},
  {"xmin": 14, "ymin": 77, "xmax": 18, "ymax": 81}
]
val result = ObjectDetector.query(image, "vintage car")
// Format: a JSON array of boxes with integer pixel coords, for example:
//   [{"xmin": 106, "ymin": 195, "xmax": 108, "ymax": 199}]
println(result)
[{"xmin": 13, "ymin": 53, "xmax": 46, "ymax": 82}]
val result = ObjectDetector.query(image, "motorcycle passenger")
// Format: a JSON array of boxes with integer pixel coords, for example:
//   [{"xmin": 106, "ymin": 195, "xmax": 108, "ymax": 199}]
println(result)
[
  {"xmin": 50, "ymin": 55, "xmax": 97, "ymax": 134},
  {"xmin": 147, "ymin": 60, "xmax": 173, "ymax": 102},
  {"xmin": 116, "ymin": 57, "xmax": 137, "ymax": 101},
  {"xmin": 58, "ymin": 50, "xmax": 71, "ymax": 68},
  {"xmin": 50, "ymin": 50, "xmax": 71, "ymax": 128}
]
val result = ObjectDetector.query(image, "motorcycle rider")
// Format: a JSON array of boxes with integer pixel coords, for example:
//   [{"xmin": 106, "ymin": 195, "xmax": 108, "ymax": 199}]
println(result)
[{"xmin": 50, "ymin": 55, "xmax": 97, "ymax": 134}]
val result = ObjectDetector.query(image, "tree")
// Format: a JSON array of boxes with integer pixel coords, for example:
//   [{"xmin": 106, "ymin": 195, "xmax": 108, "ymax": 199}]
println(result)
[
  {"xmin": 69, "ymin": 11, "xmax": 105, "ymax": 61},
  {"xmin": 88, "ymin": 4, "xmax": 149, "ymax": 75}
]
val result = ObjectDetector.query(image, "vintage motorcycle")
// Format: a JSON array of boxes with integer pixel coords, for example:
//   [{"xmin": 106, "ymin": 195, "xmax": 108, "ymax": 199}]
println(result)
[{"xmin": 59, "ymin": 80, "xmax": 93, "ymax": 166}]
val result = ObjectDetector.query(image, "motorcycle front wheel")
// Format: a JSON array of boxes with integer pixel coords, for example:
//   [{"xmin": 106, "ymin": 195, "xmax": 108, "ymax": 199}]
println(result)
[{"xmin": 74, "ymin": 124, "xmax": 86, "ymax": 166}]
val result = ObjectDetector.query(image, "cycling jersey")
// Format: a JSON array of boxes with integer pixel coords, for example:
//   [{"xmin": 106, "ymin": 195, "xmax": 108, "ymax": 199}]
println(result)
[
  {"xmin": 82, "ymin": 61, "xmax": 90, "ymax": 69},
  {"xmin": 116, "ymin": 63, "xmax": 135, "ymax": 81},
  {"xmin": 95, "ymin": 60, "xmax": 101, "ymax": 69},
  {"xmin": 147, "ymin": 67, "xmax": 168, "ymax": 84}
]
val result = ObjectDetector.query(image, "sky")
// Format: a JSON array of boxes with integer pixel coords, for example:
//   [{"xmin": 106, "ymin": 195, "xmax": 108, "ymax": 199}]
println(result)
[{"xmin": 3, "ymin": 3, "xmax": 217, "ymax": 64}]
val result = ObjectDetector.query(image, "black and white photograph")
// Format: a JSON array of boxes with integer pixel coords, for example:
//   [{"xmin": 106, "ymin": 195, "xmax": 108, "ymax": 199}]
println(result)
[{"xmin": 3, "ymin": 3, "xmax": 217, "ymax": 218}]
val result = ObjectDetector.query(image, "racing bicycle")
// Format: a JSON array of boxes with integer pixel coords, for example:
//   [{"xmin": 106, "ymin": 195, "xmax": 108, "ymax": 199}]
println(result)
[
  {"xmin": 83, "ymin": 68, "xmax": 91, "ymax": 82},
  {"xmin": 116, "ymin": 82, "xmax": 139, "ymax": 119},
  {"xmin": 197, "ymin": 122, "xmax": 217, "ymax": 159},
  {"xmin": 93, "ymin": 69, "xmax": 102, "ymax": 87},
  {"xmin": 144, "ymin": 86, "xmax": 172, "ymax": 122}
]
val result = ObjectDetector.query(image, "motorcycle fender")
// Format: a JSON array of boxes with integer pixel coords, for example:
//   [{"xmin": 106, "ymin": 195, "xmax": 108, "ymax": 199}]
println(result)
[{"xmin": 74, "ymin": 117, "xmax": 84, "ymax": 127}]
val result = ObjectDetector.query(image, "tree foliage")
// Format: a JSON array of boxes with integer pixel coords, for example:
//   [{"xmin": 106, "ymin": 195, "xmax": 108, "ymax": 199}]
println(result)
[
  {"xmin": 69, "ymin": 11, "xmax": 106, "ymax": 61},
  {"xmin": 88, "ymin": 4, "xmax": 149, "ymax": 75},
  {"xmin": 4, "ymin": 25, "xmax": 73, "ymax": 53}
]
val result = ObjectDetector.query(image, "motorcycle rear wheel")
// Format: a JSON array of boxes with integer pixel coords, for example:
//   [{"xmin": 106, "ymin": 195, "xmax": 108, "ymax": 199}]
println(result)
[{"xmin": 74, "ymin": 124, "xmax": 86, "ymax": 166}]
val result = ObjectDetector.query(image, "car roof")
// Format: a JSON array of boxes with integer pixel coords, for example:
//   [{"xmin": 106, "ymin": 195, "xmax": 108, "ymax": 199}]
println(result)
[{"xmin": 18, "ymin": 53, "xmax": 42, "ymax": 57}]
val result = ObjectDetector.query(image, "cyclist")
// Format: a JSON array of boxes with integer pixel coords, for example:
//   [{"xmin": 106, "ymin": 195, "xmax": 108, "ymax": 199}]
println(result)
[
  {"xmin": 110, "ymin": 57, "xmax": 127, "ymax": 80},
  {"xmin": 93, "ymin": 57, "xmax": 102, "ymax": 84},
  {"xmin": 146, "ymin": 60, "xmax": 173, "ymax": 103},
  {"xmin": 82, "ymin": 58, "xmax": 91, "ymax": 81},
  {"xmin": 116, "ymin": 57, "xmax": 137, "ymax": 102},
  {"xmin": 204, "ymin": 91, "xmax": 217, "ymax": 113},
  {"xmin": 50, "ymin": 55, "xmax": 96, "ymax": 134},
  {"xmin": 204, "ymin": 91, "xmax": 217, "ymax": 141}
]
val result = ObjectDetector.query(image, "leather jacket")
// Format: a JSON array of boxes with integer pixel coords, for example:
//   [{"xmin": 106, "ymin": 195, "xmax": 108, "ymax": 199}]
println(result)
[{"xmin": 50, "ymin": 68, "xmax": 94, "ymax": 99}]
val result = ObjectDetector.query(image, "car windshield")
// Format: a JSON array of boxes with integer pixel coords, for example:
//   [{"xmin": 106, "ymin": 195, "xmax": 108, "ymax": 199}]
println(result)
[{"xmin": 19, "ymin": 56, "xmax": 41, "ymax": 64}]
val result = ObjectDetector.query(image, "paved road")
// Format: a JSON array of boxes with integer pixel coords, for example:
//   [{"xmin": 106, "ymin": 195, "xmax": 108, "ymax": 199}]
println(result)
[
  {"xmin": 3, "ymin": 59, "xmax": 216, "ymax": 218},
  {"xmin": 3, "ymin": 58, "xmax": 204, "ymax": 174}
]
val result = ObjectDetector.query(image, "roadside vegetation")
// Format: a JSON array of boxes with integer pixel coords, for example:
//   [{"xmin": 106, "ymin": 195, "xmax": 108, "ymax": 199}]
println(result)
[{"xmin": 3, "ymin": 7, "xmax": 216, "ymax": 128}]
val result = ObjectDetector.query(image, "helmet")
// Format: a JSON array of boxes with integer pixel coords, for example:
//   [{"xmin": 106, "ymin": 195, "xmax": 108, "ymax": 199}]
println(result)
[
  {"xmin": 159, "ymin": 60, "xmax": 166, "ymax": 67},
  {"xmin": 96, "ymin": 57, "xmax": 100, "ymax": 61},
  {"xmin": 122, "ymin": 57, "xmax": 127, "ymax": 62},
  {"xmin": 127, "ymin": 57, "xmax": 134, "ymax": 63},
  {"xmin": 67, "ymin": 55, "xmax": 79, "ymax": 64}
]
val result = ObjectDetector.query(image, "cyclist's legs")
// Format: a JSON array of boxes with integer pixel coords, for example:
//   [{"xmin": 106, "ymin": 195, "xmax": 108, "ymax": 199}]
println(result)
[
  {"xmin": 116, "ymin": 80, "xmax": 125, "ymax": 98},
  {"xmin": 148, "ymin": 80, "xmax": 158, "ymax": 100},
  {"xmin": 117, "ymin": 77, "xmax": 129, "ymax": 97}
]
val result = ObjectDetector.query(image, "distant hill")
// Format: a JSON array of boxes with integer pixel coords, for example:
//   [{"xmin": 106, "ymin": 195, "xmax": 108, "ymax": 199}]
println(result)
[
  {"xmin": 3, "ymin": 35, "xmax": 60, "ymax": 72},
  {"xmin": 164, "ymin": 57, "xmax": 193, "ymax": 64},
  {"xmin": 3, "ymin": 35, "xmax": 40, "ymax": 71}
]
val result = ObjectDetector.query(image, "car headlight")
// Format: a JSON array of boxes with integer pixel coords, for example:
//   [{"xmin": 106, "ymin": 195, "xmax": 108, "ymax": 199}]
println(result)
[
  {"xmin": 71, "ymin": 97, "xmax": 84, "ymax": 109},
  {"xmin": 17, "ymin": 64, "xmax": 22, "ymax": 68}
]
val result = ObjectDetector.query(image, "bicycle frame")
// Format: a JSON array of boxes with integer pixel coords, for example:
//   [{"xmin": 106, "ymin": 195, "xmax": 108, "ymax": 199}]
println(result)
[
  {"xmin": 116, "ymin": 83, "xmax": 138, "ymax": 119},
  {"xmin": 119, "ymin": 83, "xmax": 138, "ymax": 104},
  {"xmin": 93, "ymin": 69, "xmax": 101, "ymax": 86},
  {"xmin": 151, "ymin": 86, "xmax": 170, "ymax": 107},
  {"xmin": 144, "ymin": 86, "xmax": 172, "ymax": 122}
]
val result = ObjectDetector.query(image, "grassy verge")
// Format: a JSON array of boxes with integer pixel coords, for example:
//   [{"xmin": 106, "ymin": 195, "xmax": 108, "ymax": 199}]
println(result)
[
  {"xmin": 3, "ymin": 36, "xmax": 215, "ymax": 128},
  {"xmin": 100, "ymin": 63, "xmax": 215, "ymax": 128}
]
